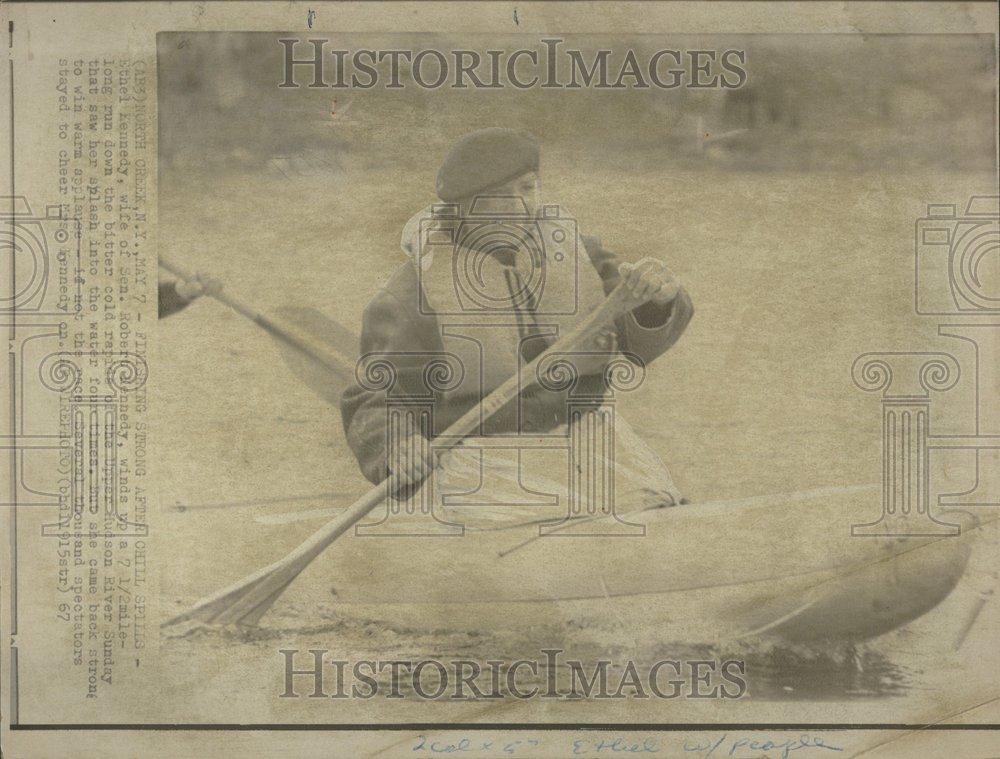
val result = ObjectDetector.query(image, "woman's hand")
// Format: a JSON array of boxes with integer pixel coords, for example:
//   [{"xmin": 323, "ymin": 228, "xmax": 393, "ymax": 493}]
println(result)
[
  {"xmin": 174, "ymin": 272, "xmax": 223, "ymax": 302},
  {"xmin": 387, "ymin": 430, "xmax": 435, "ymax": 494},
  {"xmin": 618, "ymin": 258, "xmax": 681, "ymax": 306}
]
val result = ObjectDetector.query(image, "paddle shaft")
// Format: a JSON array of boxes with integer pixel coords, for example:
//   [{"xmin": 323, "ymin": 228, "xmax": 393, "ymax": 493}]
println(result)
[
  {"xmin": 158, "ymin": 257, "xmax": 354, "ymax": 378},
  {"xmin": 259, "ymin": 283, "xmax": 643, "ymax": 586},
  {"xmin": 163, "ymin": 279, "xmax": 644, "ymax": 627}
]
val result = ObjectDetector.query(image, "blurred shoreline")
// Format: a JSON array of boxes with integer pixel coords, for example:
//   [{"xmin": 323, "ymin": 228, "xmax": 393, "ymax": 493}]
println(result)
[{"xmin": 158, "ymin": 33, "xmax": 997, "ymax": 181}]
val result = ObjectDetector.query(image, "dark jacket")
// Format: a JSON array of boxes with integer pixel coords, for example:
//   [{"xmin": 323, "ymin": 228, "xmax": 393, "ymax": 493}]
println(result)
[
  {"xmin": 158, "ymin": 281, "xmax": 190, "ymax": 318},
  {"xmin": 341, "ymin": 236, "xmax": 693, "ymax": 484}
]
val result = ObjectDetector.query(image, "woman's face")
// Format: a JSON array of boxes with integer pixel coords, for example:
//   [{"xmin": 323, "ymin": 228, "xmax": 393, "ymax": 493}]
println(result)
[
  {"xmin": 464, "ymin": 171, "xmax": 541, "ymax": 217},
  {"xmin": 500, "ymin": 171, "xmax": 541, "ymax": 216}
]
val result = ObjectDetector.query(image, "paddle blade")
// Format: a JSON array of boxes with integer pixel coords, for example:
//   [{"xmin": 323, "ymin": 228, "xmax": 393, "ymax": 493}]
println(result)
[
  {"xmin": 272, "ymin": 305, "xmax": 360, "ymax": 406},
  {"xmin": 162, "ymin": 558, "xmax": 306, "ymax": 629}
]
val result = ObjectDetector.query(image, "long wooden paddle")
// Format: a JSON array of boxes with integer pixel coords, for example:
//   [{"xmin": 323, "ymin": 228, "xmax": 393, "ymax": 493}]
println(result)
[
  {"xmin": 158, "ymin": 257, "xmax": 357, "ymax": 387},
  {"xmin": 162, "ymin": 281, "xmax": 646, "ymax": 628}
]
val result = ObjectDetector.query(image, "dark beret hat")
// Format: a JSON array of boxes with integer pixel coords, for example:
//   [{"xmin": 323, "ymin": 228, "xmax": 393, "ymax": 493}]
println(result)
[{"xmin": 436, "ymin": 128, "xmax": 540, "ymax": 202}]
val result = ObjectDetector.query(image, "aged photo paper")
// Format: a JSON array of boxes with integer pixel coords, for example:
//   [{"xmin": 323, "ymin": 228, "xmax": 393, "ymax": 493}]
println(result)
[{"xmin": 1, "ymin": 2, "xmax": 998, "ymax": 757}]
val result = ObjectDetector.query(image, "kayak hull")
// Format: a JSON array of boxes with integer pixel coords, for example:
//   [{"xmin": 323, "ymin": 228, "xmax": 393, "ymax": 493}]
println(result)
[{"xmin": 320, "ymin": 485, "xmax": 977, "ymax": 644}]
